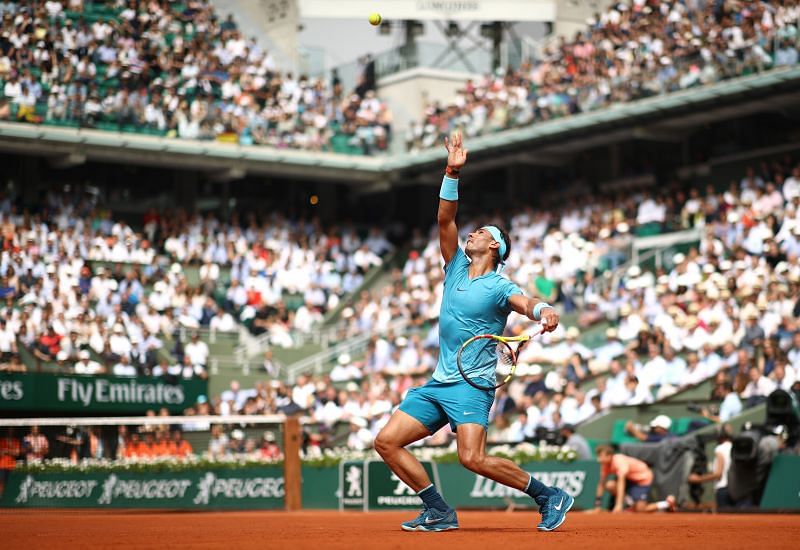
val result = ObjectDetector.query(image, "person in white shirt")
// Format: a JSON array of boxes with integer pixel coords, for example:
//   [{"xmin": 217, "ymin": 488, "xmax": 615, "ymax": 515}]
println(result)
[
  {"xmin": 682, "ymin": 352, "xmax": 709, "ymax": 387},
  {"xmin": 740, "ymin": 366, "xmax": 776, "ymax": 404},
  {"xmin": 639, "ymin": 344, "xmax": 667, "ymax": 391},
  {"xmin": 73, "ymin": 350, "xmax": 105, "ymax": 375},
  {"xmin": 624, "ymin": 376, "xmax": 654, "ymax": 405},
  {"xmin": 112, "ymin": 355, "xmax": 137, "ymax": 377},
  {"xmin": 770, "ymin": 362, "xmax": 796, "ymax": 392},
  {"xmin": 688, "ymin": 425, "xmax": 734, "ymax": 511},
  {"xmin": 184, "ymin": 332, "xmax": 209, "ymax": 367},
  {"xmin": 347, "ymin": 417, "xmax": 374, "ymax": 450},
  {"xmin": 330, "ymin": 353, "xmax": 363, "ymax": 382}
]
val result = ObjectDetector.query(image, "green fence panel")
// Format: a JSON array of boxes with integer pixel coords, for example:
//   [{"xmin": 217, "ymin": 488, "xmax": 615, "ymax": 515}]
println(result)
[
  {"xmin": 302, "ymin": 465, "xmax": 340, "ymax": 509},
  {"xmin": 436, "ymin": 461, "xmax": 600, "ymax": 510},
  {"xmin": 760, "ymin": 455, "xmax": 800, "ymax": 510},
  {"xmin": 1, "ymin": 467, "xmax": 284, "ymax": 509}
]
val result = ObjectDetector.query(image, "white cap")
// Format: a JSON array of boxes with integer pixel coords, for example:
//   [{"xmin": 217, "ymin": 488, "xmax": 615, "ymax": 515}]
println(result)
[
  {"xmin": 351, "ymin": 417, "xmax": 368, "ymax": 428},
  {"xmin": 337, "ymin": 353, "xmax": 351, "ymax": 366},
  {"xmin": 79, "ymin": 350, "xmax": 90, "ymax": 360},
  {"xmin": 566, "ymin": 327, "xmax": 580, "ymax": 339},
  {"xmin": 649, "ymin": 415, "xmax": 672, "ymax": 431}
]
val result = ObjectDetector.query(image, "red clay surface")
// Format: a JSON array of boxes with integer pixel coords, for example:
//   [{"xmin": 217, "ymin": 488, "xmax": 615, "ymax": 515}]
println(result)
[{"xmin": 1, "ymin": 510, "xmax": 798, "ymax": 549}]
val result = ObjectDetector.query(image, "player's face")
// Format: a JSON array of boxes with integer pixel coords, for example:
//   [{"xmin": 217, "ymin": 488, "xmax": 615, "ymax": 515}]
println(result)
[{"xmin": 465, "ymin": 227, "xmax": 497, "ymax": 258}]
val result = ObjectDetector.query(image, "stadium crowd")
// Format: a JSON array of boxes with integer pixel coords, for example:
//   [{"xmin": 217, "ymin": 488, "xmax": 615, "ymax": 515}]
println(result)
[
  {"xmin": 0, "ymin": 186, "xmax": 395, "ymax": 375},
  {"xmin": 2, "ymin": 155, "xmax": 800, "ymax": 471},
  {"xmin": 406, "ymin": 0, "xmax": 800, "ymax": 151},
  {"xmin": 161, "ymin": 153, "xmax": 800, "ymax": 453},
  {"xmin": 0, "ymin": 0, "xmax": 391, "ymax": 153}
]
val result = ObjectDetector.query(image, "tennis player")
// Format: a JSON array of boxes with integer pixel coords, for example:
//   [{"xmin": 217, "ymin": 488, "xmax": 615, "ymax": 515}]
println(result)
[{"xmin": 374, "ymin": 132, "xmax": 573, "ymax": 532}]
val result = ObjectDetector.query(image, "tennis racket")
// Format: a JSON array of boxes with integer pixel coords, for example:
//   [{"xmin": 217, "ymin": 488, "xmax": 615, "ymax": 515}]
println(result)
[{"xmin": 456, "ymin": 328, "xmax": 543, "ymax": 391}]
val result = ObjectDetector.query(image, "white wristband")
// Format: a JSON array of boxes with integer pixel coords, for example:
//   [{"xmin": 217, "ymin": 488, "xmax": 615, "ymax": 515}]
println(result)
[{"xmin": 533, "ymin": 302, "xmax": 551, "ymax": 321}]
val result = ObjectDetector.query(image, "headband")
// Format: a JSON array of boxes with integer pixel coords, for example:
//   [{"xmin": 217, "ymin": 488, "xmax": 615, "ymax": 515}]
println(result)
[{"xmin": 483, "ymin": 226, "xmax": 507, "ymax": 263}]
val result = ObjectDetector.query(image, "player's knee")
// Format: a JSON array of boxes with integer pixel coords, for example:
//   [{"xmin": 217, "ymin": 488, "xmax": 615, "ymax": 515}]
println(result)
[
  {"xmin": 605, "ymin": 481, "xmax": 616, "ymax": 493},
  {"xmin": 373, "ymin": 431, "xmax": 394, "ymax": 457},
  {"xmin": 458, "ymin": 449, "xmax": 486, "ymax": 474}
]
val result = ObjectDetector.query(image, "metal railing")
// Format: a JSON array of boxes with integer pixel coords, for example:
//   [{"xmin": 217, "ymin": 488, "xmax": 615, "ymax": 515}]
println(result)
[{"xmin": 285, "ymin": 318, "xmax": 411, "ymax": 384}]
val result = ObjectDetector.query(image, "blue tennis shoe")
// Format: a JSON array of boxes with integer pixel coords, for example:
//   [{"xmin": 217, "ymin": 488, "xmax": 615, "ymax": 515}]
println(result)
[
  {"xmin": 537, "ymin": 489, "xmax": 574, "ymax": 532},
  {"xmin": 401, "ymin": 505, "xmax": 459, "ymax": 532}
]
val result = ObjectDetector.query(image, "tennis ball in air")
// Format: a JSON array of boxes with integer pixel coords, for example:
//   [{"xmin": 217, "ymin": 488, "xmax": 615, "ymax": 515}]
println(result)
[{"xmin": 369, "ymin": 13, "xmax": 382, "ymax": 26}]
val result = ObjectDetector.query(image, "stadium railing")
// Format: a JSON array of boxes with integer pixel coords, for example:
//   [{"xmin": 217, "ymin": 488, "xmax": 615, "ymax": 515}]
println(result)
[{"xmin": 285, "ymin": 318, "xmax": 411, "ymax": 383}]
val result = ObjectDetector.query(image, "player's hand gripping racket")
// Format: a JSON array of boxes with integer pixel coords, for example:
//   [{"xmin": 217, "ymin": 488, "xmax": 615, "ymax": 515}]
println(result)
[{"xmin": 456, "ymin": 327, "xmax": 544, "ymax": 391}]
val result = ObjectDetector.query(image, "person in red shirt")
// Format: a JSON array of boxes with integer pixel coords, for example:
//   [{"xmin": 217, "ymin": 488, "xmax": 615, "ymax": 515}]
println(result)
[
  {"xmin": 595, "ymin": 445, "xmax": 676, "ymax": 513},
  {"xmin": 33, "ymin": 326, "xmax": 62, "ymax": 363},
  {"xmin": 0, "ymin": 428, "xmax": 21, "ymax": 498},
  {"xmin": 150, "ymin": 431, "xmax": 171, "ymax": 457},
  {"xmin": 259, "ymin": 431, "xmax": 281, "ymax": 460},
  {"xmin": 168, "ymin": 430, "xmax": 194, "ymax": 458}
]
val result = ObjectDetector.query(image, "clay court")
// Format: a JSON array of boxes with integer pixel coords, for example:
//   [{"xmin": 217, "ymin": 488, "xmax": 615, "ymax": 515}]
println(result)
[{"xmin": 2, "ymin": 510, "xmax": 798, "ymax": 549}]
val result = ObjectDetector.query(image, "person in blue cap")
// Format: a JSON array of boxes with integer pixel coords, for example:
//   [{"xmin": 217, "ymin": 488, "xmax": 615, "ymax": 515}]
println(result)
[{"xmin": 375, "ymin": 131, "xmax": 571, "ymax": 533}]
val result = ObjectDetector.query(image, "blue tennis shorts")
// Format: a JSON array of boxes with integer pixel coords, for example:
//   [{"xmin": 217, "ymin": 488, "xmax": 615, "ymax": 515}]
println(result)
[
  {"xmin": 626, "ymin": 483, "xmax": 651, "ymax": 502},
  {"xmin": 399, "ymin": 378, "xmax": 495, "ymax": 433}
]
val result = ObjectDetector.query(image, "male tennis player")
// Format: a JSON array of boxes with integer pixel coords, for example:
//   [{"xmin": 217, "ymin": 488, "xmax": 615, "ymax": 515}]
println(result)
[{"xmin": 374, "ymin": 132, "xmax": 572, "ymax": 532}]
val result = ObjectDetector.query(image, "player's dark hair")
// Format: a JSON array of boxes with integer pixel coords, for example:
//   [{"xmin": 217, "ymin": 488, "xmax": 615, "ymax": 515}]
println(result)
[
  {"xmin": 596, "ymin": 444, "xmax": 614, "ymax": 456},
  {"xmin": 491, "ymin": 225, "xmax": 511, "ymax": 267}
]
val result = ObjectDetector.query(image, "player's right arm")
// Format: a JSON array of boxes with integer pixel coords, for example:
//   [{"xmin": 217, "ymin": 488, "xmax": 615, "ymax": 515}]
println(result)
[
  {"xmin": 438, "ymin": 132, "xmax": 468, "ymax": 264},
  {"xmin": 595, "ymin": 471, "xmax": 607, "ymax": 507}
]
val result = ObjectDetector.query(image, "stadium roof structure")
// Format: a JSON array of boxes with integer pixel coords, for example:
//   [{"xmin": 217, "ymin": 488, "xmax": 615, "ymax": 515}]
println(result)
[{"xmin": 2, "ymin": 66, "xmax": 800, "ymax": 185}]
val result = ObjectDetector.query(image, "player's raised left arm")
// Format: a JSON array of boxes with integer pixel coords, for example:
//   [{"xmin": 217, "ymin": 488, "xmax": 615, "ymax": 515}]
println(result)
[
  {"xmin": 438, "ymin": 132, "xmax": 468, "ymax": 264},
  {"xmin": 508, "ymin": 294, "xmax": 559, "ymax": 332}
]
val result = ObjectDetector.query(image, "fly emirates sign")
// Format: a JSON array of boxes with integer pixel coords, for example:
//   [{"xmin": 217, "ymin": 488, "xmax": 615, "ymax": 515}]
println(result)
[{"xmin": 57, "ymin": 378, "xmax": 185, "ymax": 407}]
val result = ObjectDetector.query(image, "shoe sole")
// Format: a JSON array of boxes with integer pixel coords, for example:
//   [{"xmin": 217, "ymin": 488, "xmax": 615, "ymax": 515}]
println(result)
[
  {"xmin": 537, "ymin": 495, "xmax": 574, "ymax": 532},
  {"xmin": 401, "ymin": 524, "xmax": 459, "ymax": 532}
]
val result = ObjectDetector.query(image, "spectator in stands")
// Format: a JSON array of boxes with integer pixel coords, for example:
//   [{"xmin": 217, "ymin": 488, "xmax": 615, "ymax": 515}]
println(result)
[
  {"xmin": 259, "ymin": 432, "xmax": 281, "ymax": 460},
  {"xmin": 740, "ymin": 365, "xmax": 776, "ymax": 406},
  {"xmin": 0, "ymin": 428, "xmax": 20, "ymax": 497},
  {"xmin": 22, "ymin": 425, "xmax": 49, "ymax": 462},
  {"xmin": 702, "ymin": 382, "xmax": 743, "ymax": 423},
  {"xmin": 184, "ymin": 332, "xmax": 209, "ymax": 368},
  {"xmin": 559, "ymin": 424, "xmax": 591, "ymax": 461},
  {"xmin": 208, "ymin": 425, "xmax": 229, "ymax": 460},
  {"xmin": 346, "ymin": 417, "xmax": 373, "ymax": 450},
  {"xmin": 74, "ymin": 350, "xmax": 104, "ymax": 375}
]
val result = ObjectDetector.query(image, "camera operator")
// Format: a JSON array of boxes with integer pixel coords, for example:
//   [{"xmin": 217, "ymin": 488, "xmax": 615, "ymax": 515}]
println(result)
[
  {"xmin": 624, "ymin": 415, "xmax": 675, "ymax": 443},
  {"xmin": 701, "ymin": 382, "xmax": 742, "ymax": 423},
  {"xmin": 687, "ymin": 424, "xmax": 734, "ymax": 511}
]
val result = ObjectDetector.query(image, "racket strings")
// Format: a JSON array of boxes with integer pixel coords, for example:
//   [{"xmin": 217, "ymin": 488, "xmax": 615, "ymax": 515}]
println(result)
[{"xmin": 460, "ymin": 338, "xmax": 516, "ymax": 380}]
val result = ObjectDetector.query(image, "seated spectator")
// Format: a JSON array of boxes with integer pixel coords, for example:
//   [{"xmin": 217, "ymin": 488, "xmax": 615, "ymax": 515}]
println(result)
[
  {"xmin": 22, "ymin": 426, "xmax": 49, "ymax": 462},
  {"xmin": 169, "ymin": 431, "xmax": 194, "ymax": 458},
  {"xmin": 74, "ymin": 350, "xmax": 105, "ymax": 375}
]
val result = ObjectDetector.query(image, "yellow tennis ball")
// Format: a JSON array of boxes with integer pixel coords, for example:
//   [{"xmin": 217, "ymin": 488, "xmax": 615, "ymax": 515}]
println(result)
[{"xmin": 368, "ymin": 12, "xmax": 382, "ymax": 26}]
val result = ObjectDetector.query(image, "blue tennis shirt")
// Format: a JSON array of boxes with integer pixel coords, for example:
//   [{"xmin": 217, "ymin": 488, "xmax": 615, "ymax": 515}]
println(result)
[{"xmin": 434, "ymin": 247, "xmax": 523, "ymax": 384}]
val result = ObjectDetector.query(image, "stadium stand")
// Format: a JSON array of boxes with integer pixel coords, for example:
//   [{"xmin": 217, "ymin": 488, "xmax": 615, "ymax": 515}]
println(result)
[
  {"xmin": 0, "ymin": 0, "xmax": 392, "ymax": 154},
  {"xmin": 1, "ymin": 1, "xmax": 799, "ymax": 475},
  {"xmin": 0, "ymin": 186, "xmax": 397, "ymax": 381},
  {"xmin": 406, "ymin": 0, "xmax": 800, "ymax": 151}
]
